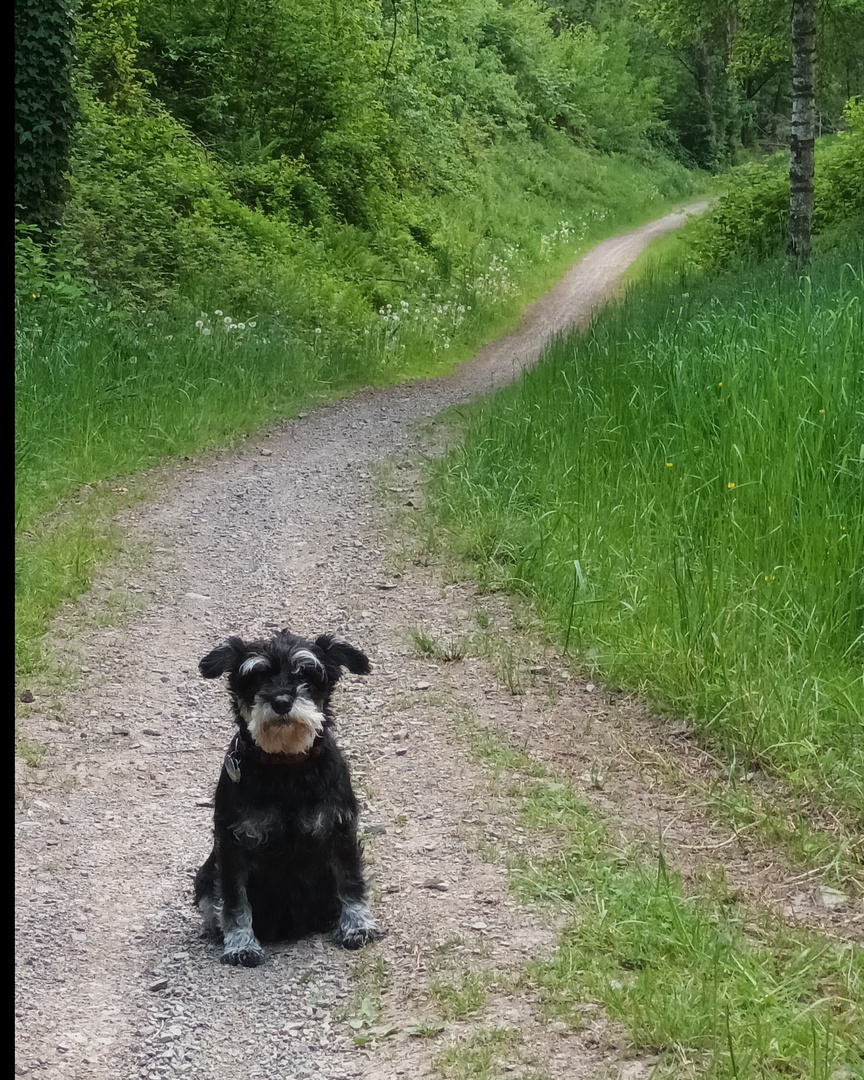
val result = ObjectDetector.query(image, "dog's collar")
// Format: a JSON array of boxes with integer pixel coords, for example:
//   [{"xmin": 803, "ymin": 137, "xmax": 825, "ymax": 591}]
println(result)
[{"xmin": 224, "ymin": 728, "xmax": 322, "ymax": 782}]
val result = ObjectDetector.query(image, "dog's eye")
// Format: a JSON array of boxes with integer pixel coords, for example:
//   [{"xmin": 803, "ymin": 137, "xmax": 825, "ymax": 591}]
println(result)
[
  {"xmin": 290, "ymin": 649, "xmax": 325, "ymax": 681},
  {"xmin": 239, "ymin": 655, "xmax": 271, "ymax": 677},
  {"xmin": 295, "ymin": 663, "xmax": 325, "ymax": 684}
]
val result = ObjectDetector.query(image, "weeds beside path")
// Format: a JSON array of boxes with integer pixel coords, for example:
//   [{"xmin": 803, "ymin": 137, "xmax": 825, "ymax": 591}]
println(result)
[{"xmin": 15, "ymin": 207, "xmax": 861, "ymax": 1080}]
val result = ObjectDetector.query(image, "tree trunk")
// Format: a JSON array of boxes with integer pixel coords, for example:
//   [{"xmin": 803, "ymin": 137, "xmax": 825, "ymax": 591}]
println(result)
[{"xmin": 787, "ymin": 0, "xmax": 816, "ymax": 268}]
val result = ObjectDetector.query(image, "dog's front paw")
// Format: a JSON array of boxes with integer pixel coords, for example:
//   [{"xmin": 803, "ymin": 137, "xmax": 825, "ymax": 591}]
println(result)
[
  {"xmin": 338, "ymin": 926, "xmax": 385, "ymax": 951},
  {"xmin": 221, "ymin": 948, "xmax": 265, "ymax": 967}
]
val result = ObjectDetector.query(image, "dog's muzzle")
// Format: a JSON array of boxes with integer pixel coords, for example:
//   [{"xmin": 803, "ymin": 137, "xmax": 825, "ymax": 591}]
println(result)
[{"xmin": 244, "ymin": 693, "xmax": 326, "ymax": 757}]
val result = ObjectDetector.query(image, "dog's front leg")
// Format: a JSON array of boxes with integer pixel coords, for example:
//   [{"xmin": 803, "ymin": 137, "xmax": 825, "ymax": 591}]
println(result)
[
  {"xmin": 332, "ymin": 831, "xmax": 382, "ymax": 951},
  {"xmin": 218, "ymin": 839, "xmax": 264, "ymax": 967}
]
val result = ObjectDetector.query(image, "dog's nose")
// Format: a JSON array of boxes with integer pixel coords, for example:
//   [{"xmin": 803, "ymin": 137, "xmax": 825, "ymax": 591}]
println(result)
[{"xmin": 271, "ymin": 694, "xmax": 294, "ymax": 715}]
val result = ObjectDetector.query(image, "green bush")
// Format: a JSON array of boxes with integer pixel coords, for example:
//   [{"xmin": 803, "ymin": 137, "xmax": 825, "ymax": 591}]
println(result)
[{"xmin": 687, "ymin": 98, "xmax": 864, "ymax": 270}]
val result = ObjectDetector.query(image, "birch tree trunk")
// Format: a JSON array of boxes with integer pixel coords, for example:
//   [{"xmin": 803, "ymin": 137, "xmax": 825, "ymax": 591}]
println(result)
[{"xmin": 787, "ymin": 0, "xmax": 816, "ymax": 267}]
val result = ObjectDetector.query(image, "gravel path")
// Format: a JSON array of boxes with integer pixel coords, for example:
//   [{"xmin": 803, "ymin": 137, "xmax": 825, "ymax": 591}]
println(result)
[{"xmin": 16, "ymin": 206, "xmax": 707, "ymax": 1080}]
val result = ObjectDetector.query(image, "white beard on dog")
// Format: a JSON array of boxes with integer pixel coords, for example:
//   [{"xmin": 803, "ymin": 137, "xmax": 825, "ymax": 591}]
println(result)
[{"xmin": 243, "ymin": 693, "xmax": 324, "ymax": 756}]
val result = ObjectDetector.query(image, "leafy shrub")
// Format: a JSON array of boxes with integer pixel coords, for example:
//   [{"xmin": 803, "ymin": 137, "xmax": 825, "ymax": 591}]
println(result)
[
  {"xmin": 687, "ymin": 98, "xmax": 864, "ymax": 270},
  {"xmin": 814, "ymin": 97, "xmax": 864, "ymax": 230}
]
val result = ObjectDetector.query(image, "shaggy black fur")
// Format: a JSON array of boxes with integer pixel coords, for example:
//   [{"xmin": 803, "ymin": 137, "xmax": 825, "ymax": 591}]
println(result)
[{"xmin": 194, "ymin": 629, "xmax": 382, "ymax": 966}]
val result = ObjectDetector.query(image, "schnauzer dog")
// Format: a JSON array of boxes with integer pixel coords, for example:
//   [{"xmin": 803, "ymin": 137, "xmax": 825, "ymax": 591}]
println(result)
[{"xmin": 194, "ymin": 629, "xmax": 382, "ymax": 966}]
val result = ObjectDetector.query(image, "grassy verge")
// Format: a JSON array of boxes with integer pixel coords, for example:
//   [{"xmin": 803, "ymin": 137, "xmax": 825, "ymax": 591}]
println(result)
[
  {"xmin": 15, "ymin": 139, "xmax": 701, "ymax": 678},
  {"xmin": 426, "ymin": 245, "xmax": 864, "ymax": 853},
  {"xmin": 461, "ymin": 718, "xmax": 863, "ymax": 1080}
]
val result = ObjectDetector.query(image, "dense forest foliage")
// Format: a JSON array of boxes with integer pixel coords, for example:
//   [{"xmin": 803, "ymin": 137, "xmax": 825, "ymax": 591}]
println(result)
[{"xmin": 15, "ymin": 0, "xmax": 864, "ymax": 313}]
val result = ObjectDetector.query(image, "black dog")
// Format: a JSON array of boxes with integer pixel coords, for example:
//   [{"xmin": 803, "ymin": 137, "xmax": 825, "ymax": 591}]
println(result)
[{"xmin": 194, "ymin": 629, "xmax": 381, "ymax": 966}]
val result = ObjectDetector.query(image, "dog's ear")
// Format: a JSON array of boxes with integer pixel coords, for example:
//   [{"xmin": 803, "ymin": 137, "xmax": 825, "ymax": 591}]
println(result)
[
  {"xmin": 199, "ymin": 637, "xmax": 246, "ymax": 678},
  {"xmin": 314, "ymin": 635, "xmax": 371, "ymax": 676}
]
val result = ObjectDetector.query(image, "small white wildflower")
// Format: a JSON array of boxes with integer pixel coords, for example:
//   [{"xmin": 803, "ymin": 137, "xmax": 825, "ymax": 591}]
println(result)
[
  {"xmin": 202, "ymin": 328, "xmax": 212, "ymax": 336},
  {"xmin": 315, "ymin": 327, "xmax": 322, "ymax": 334},
  {"xmin": 248, "ymin": 321, "xmax": 256, "ymax": 328},
  {"xmin": 224, "ymin": 316, "xmax": 232, "ymax": 325},
  {"xmin": 146, "ymin": 322, "xmax": 153, "ymax": 328},
  {"xmin": 195, "ymin": 320, "xmax": 204, "ymax": 329},
  {"xmin": 214, "ymin": 310, "xmax": 223, "ymax": 316},
  {"xmin": 237, "ymin": 322, "xmax": 246, "ymax": 330}
]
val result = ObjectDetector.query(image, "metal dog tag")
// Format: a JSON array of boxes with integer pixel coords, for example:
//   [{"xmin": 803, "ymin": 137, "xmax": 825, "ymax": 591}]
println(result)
[
  {"xmin": 224, "ymin": 733, "xmax": 242, "ymax": 783},
  {"xmin": 224, "ymin": 753, "xmax": 241, "ymax": 783}
]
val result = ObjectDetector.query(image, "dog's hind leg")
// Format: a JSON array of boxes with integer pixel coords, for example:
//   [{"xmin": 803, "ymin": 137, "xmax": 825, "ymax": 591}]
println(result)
[
  {"xmin": 217, "ymin": 841, "xmax": 265, "ymax": 967},
  {"xmin": 332, "ymin": 832, "xmax": 383, "ymax": 950}
]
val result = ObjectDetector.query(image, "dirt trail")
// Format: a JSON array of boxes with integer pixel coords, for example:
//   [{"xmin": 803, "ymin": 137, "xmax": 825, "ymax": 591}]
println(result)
[{"xmin": 14, "ymin": 202, "xmax": 783, "ymax": 1080}]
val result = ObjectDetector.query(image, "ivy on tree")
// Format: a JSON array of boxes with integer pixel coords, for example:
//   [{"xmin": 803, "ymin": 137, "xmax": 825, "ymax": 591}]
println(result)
[{"xmin": 15, "ymin": 0, "xmax": 78, "ymax": 234}]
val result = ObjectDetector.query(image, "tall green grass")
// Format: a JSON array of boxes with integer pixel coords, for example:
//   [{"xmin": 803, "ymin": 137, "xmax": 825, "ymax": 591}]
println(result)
[
  {"xmin": 429, "ymin": 248, "xmax": 864, "ymax": 825},
  {"xmin": 15, "ymin": 140, "xmax": 698, "ymax": 675}
]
